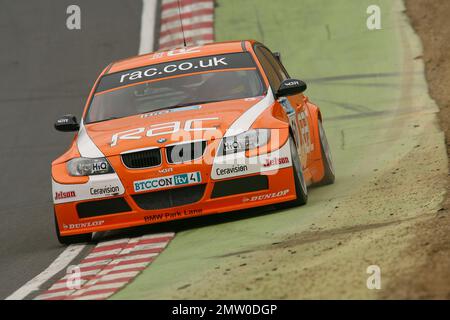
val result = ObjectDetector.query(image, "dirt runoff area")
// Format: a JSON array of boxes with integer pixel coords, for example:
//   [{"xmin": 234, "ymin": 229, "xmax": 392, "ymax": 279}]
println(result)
[{"xmin": 385, "ymin": 0, "xmax": 450, "ymax": 299}]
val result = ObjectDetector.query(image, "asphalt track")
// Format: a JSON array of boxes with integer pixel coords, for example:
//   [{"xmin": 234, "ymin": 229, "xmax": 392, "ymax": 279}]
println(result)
[
  {"xmin": 1, "ymin": 0, "xmax": 447, "ymax": 299},
  {"xmin": 0, "ymin": 0, "xmax": 142, "ymax": 299}
]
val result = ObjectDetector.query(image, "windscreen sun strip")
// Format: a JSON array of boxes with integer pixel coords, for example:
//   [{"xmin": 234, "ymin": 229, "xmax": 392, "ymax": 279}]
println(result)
[{"xmin": 96, "ymin": 52, "xmax": 257, "ymax": 93}]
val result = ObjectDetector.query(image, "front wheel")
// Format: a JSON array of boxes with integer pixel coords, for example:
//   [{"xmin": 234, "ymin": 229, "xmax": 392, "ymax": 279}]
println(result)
[
  {"xmin": 278, "ymin": 137, "xmax": 308, "ymax": 209},
  {"xmin": 54, "ymin": 214, "xmax": 92, "ymax": 245},
  {"xmin": 317, "ymin": 120, "xmax": 335, "ymax": 185}
]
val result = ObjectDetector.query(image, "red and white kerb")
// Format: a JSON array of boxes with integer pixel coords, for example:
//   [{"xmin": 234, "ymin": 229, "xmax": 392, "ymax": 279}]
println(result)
[
  {"xmin": 34, "ymin": 233, "xmax": 174, "ymax": 300},
  {"xmin": 158, "ymin": 0, "xmax": 214, "ymax": 50}
]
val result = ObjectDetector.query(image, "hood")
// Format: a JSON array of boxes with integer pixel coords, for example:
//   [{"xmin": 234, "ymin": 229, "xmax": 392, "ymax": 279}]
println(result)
[{"xmin": 82, "ymin": 96, "xmax": 270, "ymax": 157}]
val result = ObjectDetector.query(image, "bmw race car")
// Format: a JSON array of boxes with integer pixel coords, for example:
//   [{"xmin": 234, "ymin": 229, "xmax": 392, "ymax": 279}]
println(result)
[{"xmin": 52, "ymin": 40, "xmax": 335, "ymax": 244}]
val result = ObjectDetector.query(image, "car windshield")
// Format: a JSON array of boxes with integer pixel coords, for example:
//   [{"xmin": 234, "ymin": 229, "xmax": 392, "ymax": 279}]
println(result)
[{"xmin": 85, "ymin": 53, "xmax": 265, "ymax": 123}]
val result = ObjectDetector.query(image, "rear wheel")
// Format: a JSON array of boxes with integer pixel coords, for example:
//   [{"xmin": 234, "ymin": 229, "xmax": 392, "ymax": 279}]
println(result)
[
  {"xmin": 317, "ymin": 120, "xmax": 335, "ymax": 185},
  {"xmin": 279, "ymin": 137, "xmax": 308, "ymax": 208},
  {"xmin": 54, "ymin": 214, "xmax": 92, "ymax": 245}
]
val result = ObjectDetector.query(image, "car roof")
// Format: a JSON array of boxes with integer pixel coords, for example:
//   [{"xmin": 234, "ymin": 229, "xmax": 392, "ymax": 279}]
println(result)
[{"xmin": 107, "ymin": 40, "xmax": 257, "ymax": 74}]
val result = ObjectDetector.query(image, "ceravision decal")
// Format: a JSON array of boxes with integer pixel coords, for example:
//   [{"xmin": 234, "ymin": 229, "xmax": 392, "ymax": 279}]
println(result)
[
  {"xmin": 96, "ymin": 53, "xmax": 256, "ymax": 92},
  {"xmin": 89, "ymin": 185, "xmax": 120, "ymax": 196},
  {"xmin": 134, "ymin": 172, "xmax": 202, "ymax": 193},
  {"xmin": 215, "ymin": 164, "xmax": 248, "ymax": 176}
]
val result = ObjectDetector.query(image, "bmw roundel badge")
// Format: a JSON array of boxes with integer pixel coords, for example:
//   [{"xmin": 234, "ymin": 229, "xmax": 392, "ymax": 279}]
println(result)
[{"xmin": 157, "ymin": 138, "xmax": 167, "ymax": 143}]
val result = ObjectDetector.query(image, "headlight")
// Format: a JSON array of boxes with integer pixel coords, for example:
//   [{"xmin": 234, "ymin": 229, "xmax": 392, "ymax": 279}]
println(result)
[
  {"xmin": 67, "ymin": 157, "xmax": 114, "ymax": 176},
  {"xmin": 220, "ymin": 129, "xmax": 270, "ymax": 155}
]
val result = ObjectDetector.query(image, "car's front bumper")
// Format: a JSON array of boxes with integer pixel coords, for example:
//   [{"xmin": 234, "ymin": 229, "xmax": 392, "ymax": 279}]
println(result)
[{"xmin": 53, "ymin": 139, "xmax": 297, "ymax": 236}]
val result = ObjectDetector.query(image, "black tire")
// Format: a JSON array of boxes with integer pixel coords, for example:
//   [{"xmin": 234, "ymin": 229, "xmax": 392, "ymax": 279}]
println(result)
[
  {"xmin": 317, "ymin": 120, "xmax": 335, "ymax": 185},
  {"xmin": 278, "ymin": 137, "xmax": 308, "ymax": 208},
  {"xmin": 54, "ymin": 214, "xmax": 92, "ymax": 245}
]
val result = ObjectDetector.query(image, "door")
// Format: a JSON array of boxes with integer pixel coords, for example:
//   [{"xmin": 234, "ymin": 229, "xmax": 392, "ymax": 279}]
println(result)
[{"xmin": 254, "ymin": 45, "xmax": 313, "ymax": 167}]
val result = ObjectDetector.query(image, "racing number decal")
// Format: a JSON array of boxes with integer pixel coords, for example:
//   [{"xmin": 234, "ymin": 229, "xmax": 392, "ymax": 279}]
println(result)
[
  {"xmin": 298, "ymin": 110, "xmax": 313, "ymax": 155},
  {"xmin": 281, "ymin": 97, "xmax": 313, "ymax": 160}
]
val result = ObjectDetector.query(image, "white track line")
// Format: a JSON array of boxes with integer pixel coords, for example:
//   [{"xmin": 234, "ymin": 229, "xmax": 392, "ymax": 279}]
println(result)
[
  {"xmin": 139, "ymin": 0, "xmax": 158, "ymax": 54},
  {"xmin": 5, "ymin": 244, "xmax": 85, "ymax": 300},
  {"xmin": 33, "ymin": 234, "xmax": 174, "ymax": 300}
]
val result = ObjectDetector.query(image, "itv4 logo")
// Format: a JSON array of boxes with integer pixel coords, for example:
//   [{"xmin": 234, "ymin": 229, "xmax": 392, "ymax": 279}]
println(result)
[{"xmin": 174, "ymin": 172, "xmax": 201, "ymax": 185}]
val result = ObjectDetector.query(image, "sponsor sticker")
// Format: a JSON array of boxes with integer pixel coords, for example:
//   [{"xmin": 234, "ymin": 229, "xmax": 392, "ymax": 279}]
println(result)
[
  {"xmin": 159, "ymin": 167, "xmax": 174, "ymax": 174},
  {"xmin": 140, "ymin": 105, "xmax": 201, "ymax": 118},
  {"xmin": 54, "ymin": 191, "xmax": 76, "ymax": 201},
  {"xmin": 215, "ymin": 164, "xmax": 248, "ymax": 176},
  {"xmin": 63, "ymin": 220, "xmax": 104, "ymax": 230},
  {"xmin": 91, "ymin": 160, "xmax": 110, "ymax": 174},
  {"xmin": 111, "ymin": 117, "xmax": 219, "ymax": 147},
  {"xmin": 144, "ymin": 208, "xmax": 203, "ymax": 223},
  {"xmin": 96, "ymin": 53, "xmax": 256, "ymax": 93},
  {"xmin": 89, "ymin": 185, "xmax": 120, "ymax": 196},
  {"xmin": 134, "ymin": 172, "xmax": 201, "ymax": 192},
  {"xmin": 263, "ymin": 157, "xmax": 290, "ymax": 168},
  {"xmin": 242, "ymin": 189, "xmax": 290, "ymax": 202}
]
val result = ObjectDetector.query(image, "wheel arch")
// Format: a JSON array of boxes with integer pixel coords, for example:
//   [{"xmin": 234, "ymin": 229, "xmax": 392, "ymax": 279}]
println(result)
[{"xmin": 306, "ymin": 102, "xmax": 323, "ymax": 162}]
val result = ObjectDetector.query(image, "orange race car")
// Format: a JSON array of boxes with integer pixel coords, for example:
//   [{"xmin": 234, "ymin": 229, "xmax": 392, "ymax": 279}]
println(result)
[{"xmin": 52, "ymin": 40, "xmax": 335, "ymax": 244}]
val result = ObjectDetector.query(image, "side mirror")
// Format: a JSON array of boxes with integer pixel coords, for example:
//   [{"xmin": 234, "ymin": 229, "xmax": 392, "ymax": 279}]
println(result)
[
  {"xmin": 273, "ymin": 52, "xmax": 282, "ymax": 63},
  {"xmin": 276, "ymin": 79, "xmax": 307, "ymax": 97},
  {"xmin": 54, "ymin": 114, "xmax": 79, "ymax": 132}
]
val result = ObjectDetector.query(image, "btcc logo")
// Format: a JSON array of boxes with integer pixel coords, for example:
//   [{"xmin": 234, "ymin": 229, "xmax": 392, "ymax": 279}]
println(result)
[{"xmin": 134, "ymin": 172, "xmax": 201, "ymax": 192}]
